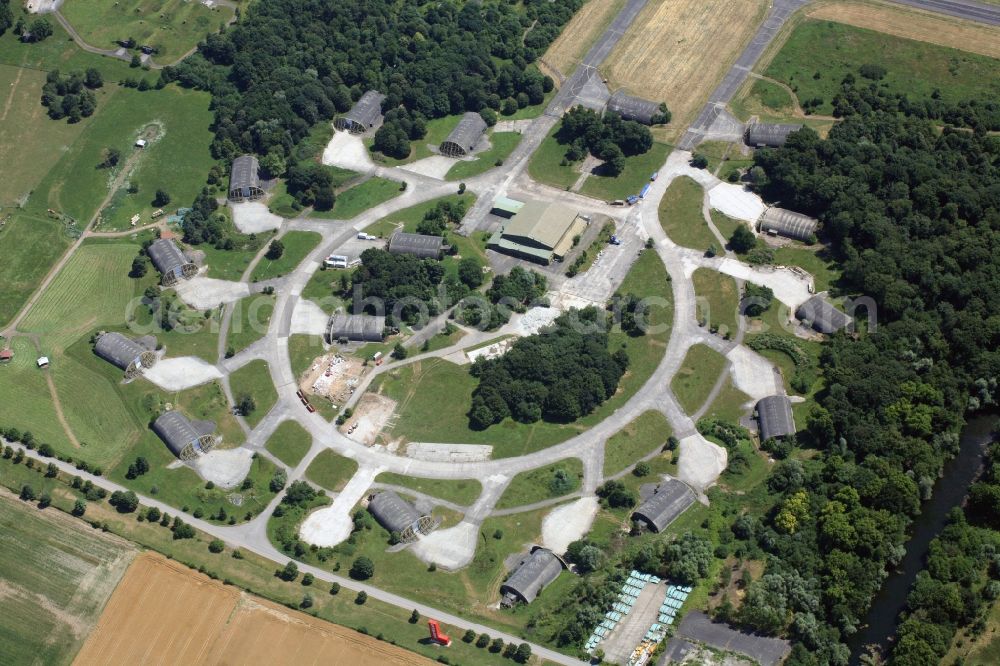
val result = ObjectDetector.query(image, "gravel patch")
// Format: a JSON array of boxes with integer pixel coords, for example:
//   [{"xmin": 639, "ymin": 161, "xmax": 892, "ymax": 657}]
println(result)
[
  {"xmin": 299, "ymin": 464, "xmax": 376, "ymax": 547},
  {"xmin": 174, "ymin": 277, "xmax": 250, "ymax": 310},
  {"xmin": 515, "ymin": 306, "xmax": 561, "ymax": 336},
  {"xmin": 677, "ymin": 434, "xmax": 727, "ymax": 492},
  {"xmin": 405, "ymin": 443, "xmax": 493, "ymax": 463},
  {"xmin": 322, "ymin": 130, "xmax": 374, "ymax": 172},
  {"xmin": 706, "ymin": 183, "xmax": 766, "ymax": 223},
  {"xmin": 192, "ymin": 447, "xmax": 253, "ymax": 489},
  {"xmin": 713, "ymin": 259, "xmax": 813, "ymax": 309},
  {"xmin": 144, "ymin": 357, "xmax": 222, "ymax": 391},
  {"xmin": 231, "ymin": 202, "xmax": 283, "ymax": 234},
  {"xmin": 542, "ymin": 496, "xmax": 598, "ymax": 555},
  {"xmin": 410, "ymin": 521, "xmax": 478, "ymax": 570},
  {"xmin": 726, "ymin": 346, "xmax": 780, "ymax": 401}
]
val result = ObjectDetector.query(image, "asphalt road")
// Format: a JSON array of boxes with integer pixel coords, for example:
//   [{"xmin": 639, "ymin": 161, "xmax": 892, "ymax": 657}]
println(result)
[{"xmin": 897, "ymin": 0, "xmax": 1000, "ymax": 24}]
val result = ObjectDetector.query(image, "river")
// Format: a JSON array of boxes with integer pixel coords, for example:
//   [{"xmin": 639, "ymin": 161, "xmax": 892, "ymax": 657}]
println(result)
[{"xmin": 847, "ymin": 414, "xmax": 998, "ymax": 663}]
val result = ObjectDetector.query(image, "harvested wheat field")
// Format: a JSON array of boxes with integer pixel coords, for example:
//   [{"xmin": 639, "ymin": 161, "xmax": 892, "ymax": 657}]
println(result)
[
  {"xmin": 601, "ymin": 0, "xmax": 768, "ymax": 128},
  {"xmin": 542, "ymin": 0, "xmax": 626, "ymax": 79},
  {"xmin": 74, "ymin": 553, "xmax": 430, "ymax": 666},
  {"xmin": 807, "ymin": 1, "xmax": 1000, "ymax": 59}
]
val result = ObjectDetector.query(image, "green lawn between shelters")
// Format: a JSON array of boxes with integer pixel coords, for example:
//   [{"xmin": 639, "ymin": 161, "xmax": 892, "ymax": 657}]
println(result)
[
  {"xmin": 250, "ymin": 230, "xmax": 322, "ymax": 282},
  {"xmin": 312, "ymin": 176, "xmax": 402, "ymax": 220},
  {"xmin": 579, "ymin": 142, "xmax": 669, "ymax": 202},
  {"xmin": 365, "ymin": 193, "xmax": 476, "ymax": 238},
  {"xmin": 671, "ymin": 344, "xmax": 728, "ymax": 415},
  {"xmin": 374, "ymin": 249, "xmax": 673, "ymax": 457},
  {"xmin": 771, "ymin": 246, "xmax": 842, "ymax": 294},
  {"xmin": 265, "ymin": 420, "xmax": 313, "ymax": 468},
  {"xmin": 374, "ymin": 473, "xmax": 482, "ymax": 506},
  {"xmin": 0, "ymin": 213, "xmax": 72, "ymax": 327},
  {"xmin": 304, "ymin": 449, "xmax": 359, "ymax": 492},
  {"xmin": 227, "ymin": 294, "xmax": 275, "ymax": 355},
  {"xmin": 446, "ymin": 131, "xmax": 522, "ymax": 181},
  {"xmin": 602, "ymin": 410, "xmax": 672, "ymax": 477},
  {"xmin": 366, "ymin": 114, "xmax": 462, "ymax": 166},
  {"xmin": 659, "ymin": 176, "xmax": 713, "ymax": 251},
  {"xmin": 702, "ymin": 376, "xmax": 752, "ymax": 424},
  {"xmin": 764, "ymin": 20, "xmax": 1000, "ymax": 116},
  {"xmin": 0, "ymin": 459, "xmax": 529, "ymax": 666},
  {"xmin": 692, "ymin": 267, "xmax": 739, "ymax": 337},
  {"xmin": 60, "ymin": 0, "xmax": 235, "ymax": 63},
  {"xmin": 526, "ymin": 124, "xmax": 579, "ymax": 190},
  {"xmin": 0, "ymin": 494, "xmax": 136, "ymax": 666},
  {"xmin": 230, "ymin": 360, "xmax": 278, "ymax": 428},
  {"xmin": 495, "ymin": 458, "xmax": 584, "ymax": 509}
]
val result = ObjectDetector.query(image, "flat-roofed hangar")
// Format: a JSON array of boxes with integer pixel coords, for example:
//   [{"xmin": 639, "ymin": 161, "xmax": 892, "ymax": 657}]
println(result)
[{"xmin": 488, "ymin": 200, "xmax": 589, "ymax": 264}]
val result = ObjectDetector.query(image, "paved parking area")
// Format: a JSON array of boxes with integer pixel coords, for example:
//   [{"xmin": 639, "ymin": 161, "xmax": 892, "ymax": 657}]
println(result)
[{"xmin": 673, "ymin": 611, "xmax": 790, "ymax": 666}]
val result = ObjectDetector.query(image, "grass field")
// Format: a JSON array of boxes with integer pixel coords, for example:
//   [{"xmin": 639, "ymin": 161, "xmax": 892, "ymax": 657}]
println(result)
[
  {"xmin": 495, "ymin": 459, "xmax": 584, "ymax": 509},
  {"xmin": 602, "ymin": 411, "xmax": 672, "ymax": 476},
  {"xmin": 446, "ymin": 132, "xmax": 522, "ymax": 181},
  {"xmin": 601, "ymin": 0, "xmax": 768, "ymax": 130},
  {"xmin": 709, "ymin": 208, "xmax": 746, "ymax": 241},
  {"xmin": 265, "ymin": 421, "xmax": 313, "ymax": 467},
  {"xmin": 0, "ymin": 456, "xmax": 537, "ymax": 665},
  {"xmin": 364, "ymin": 194, "xmax": 476, "ymax": 239},
  {"xmin": 0, "ymin": 64, "xmax": 93, "ymax": 207},
  {"xmin": 659, "ymin": 176, "xmax": 713, "ymax": 251},
  {"xmin": 702, "ymin": 376, "xmax": 752, "ymax": 424},
  {"xmin": 692, "ymin": 268, "xmax": 739, "ymax": 337},
  {"xmin": 289, "ymin": 334, "xmax": 327, "ymax": 380},
  {"xmin": 229, "ymin": 360, "xmax": 278, "ymax": 428},
  {"xmin": 376, "ymin": 249, "xmax": 673, "ymax": 458},
  {"xmin": 249, "ymin": 231, "xmax": 321, "ymax": 282},
  {"xmin": 579, "ymin": 142, "xmax": 669, "ymax": 201},
  {"xmin": 0, "ymin": 213, "xmax": 72, "ymax": 327},
  {"xmin": 671, "ymin": 344, "xmax": 728, "ymax": 415},
  {"xmin": 0, "ymin": 21, "xmax": 136, "ymax": 81},
  {"xmin": 771, "ymin": 245, "xmax": 842, "ymax": 294},
  {"xmin": 61, "ymin": 0, "xmax": 235, "ymax": 63},
  {"xmin": 227, "ymin": 294, "xmax": 275, "ymax": 355},
  {"xmin": 763, "ymin": 19, "xmax": 1000, "ymax": 116},
  {"xmin": 526, "ymin": 125, "xmax": 580, "ymax": 191},
  {"xmin": 542, "ymin": 0, "xmax": 627, "ymax": 77},
  {"xmin": 0, "ymin": 493, "xmax": 135, "ymax": 666},
  {"xmin": 807, "ymin": 2, "xmax": 1000, "ymax": 59},
  {"xmin": 304, "ymin": 449, "xmax": 359, "ymax": 492},
  {"xmin": 312, "ymin": 177, "xmax": 402, "ymax": 220},
  {"xmin": 374, "ymin": 473, "xmax": 482, "ymax": 506}
]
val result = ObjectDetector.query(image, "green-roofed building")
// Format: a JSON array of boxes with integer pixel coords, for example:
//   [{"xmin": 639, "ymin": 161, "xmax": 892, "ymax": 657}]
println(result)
[
  {"xmin": 487, "ymin": 200, "xmax": 588, "ymax": 265},
  {"xmin": 491, "ymin": 196, "xmax": 525, "ymax": 218}
]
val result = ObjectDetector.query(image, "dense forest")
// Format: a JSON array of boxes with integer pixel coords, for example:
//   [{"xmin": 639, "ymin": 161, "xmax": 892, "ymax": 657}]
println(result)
[
  {"xmin": 165, "ymin": 0, "xmax": 578, "ymax": 163},
  {"xmin": 468, "ymin": 307, "xmax": 628, "ymax": 428},
  {"xmin": 723, "ymin": 83, "xmax": 1000, "ymax": 663},
  {"xmin": 556, "ymin": 106, "xmax": 655, "ymax": 176},
  {"xmin": 889, "ymin": 441, "xmax": 1000, "ymax": 665}
]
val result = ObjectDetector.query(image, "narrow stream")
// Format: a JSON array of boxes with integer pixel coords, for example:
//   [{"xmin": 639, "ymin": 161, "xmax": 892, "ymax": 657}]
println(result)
[{"xmin": 847, "ymin": 414, "xmax": 998, "ymax": 663}]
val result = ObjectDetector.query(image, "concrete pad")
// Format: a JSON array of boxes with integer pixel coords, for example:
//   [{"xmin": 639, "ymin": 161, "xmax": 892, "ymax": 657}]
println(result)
[
  {"xmin": 465, "ymin": 338, "xmax": 515, "ymax": 363},
  {"xmin": 290, "ymin": 299, "xmax": 329, "ymax": 336},
  {"xmin": 405, "ymin": 443, "xmax": 493, "ymax": 463},
  {"xmin": 399, "ymin": 155, "xmax": 456, "ymax": 180},
  {"xmin": 713, "ymin": 259, "xmax": 813, "ymax": 310},
  {"xmin": 726, "ymin": 346, "xmax": 780, "ymax": 401},
  {"xmin": 707, "ymin": 184, "xmax": 766, "ymax": 223},
  {"xmin": 192, "ymin": 447, "xmax": 253, "ymax": 489},
  {"xmin": 231, "ymin": 201, "xmax": 283, "ymax": 233},
  {"xmin": 300, "ymin": 465, "xmax": 376, "ymax": 547},
  {"xmin": 542, "ymin": 496, "xmax": 598, "ymax": 555},
  {"xmin": 144, "ymin": 357, "xmax": 222, "ymax": 391},
  {"xmin": 677, "ymin": 434, "xmax": 728, "ymax": 492},
  {"xmin": 174, "ymin": 277, "xmax": 250, "ymax": 310},
  {"xmin": 515, "ymin": 306, "xmax": 561, "ymax": 336},
  {"xmin": 493, "ymin": 120, "xmax": 531, "ymax": 133},
  {"xmin": 322, "ymin": 130, "xmax": 374, "ymax": 172},
  {"xmin": 410, "ymin": 521, "xmax": 478, "ymax": 571}
]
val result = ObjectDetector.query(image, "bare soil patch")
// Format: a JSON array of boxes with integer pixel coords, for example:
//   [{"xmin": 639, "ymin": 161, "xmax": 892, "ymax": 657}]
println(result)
[
  {"xmin": 601, "ymin": 0, "xmax": 768, "ymax": 128},
  {"xmin": 302, "ymin": 353, "xmax": 368, "ymax": 406},
  {"xmin": 75, "ymin": 552, "xmax": 430, "ymax": 665}
]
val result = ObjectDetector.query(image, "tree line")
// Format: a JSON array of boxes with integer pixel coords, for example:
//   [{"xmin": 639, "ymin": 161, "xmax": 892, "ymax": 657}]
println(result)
[{"xmin": 722, "ymin": 83, "xmax": 1000, "ymax": 664}]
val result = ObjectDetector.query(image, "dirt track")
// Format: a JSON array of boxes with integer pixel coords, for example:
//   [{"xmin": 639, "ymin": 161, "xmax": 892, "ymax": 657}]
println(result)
[
  {"xmin": 600, "ymin": 0, "xmax": 768, "ymax": 128},
  {"xmin": 807, "ymin": 1, "xmax": 1000, "ymax": 58},
  {"xmin": 74, "ymin": 552, "xmax": 432, "ymax": 666}
]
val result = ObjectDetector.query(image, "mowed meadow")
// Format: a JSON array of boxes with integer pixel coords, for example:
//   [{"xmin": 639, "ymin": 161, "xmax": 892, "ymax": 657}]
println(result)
[{"xmin": 0, "ymin": 28, "xmax": 217, "ymax": 326}]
